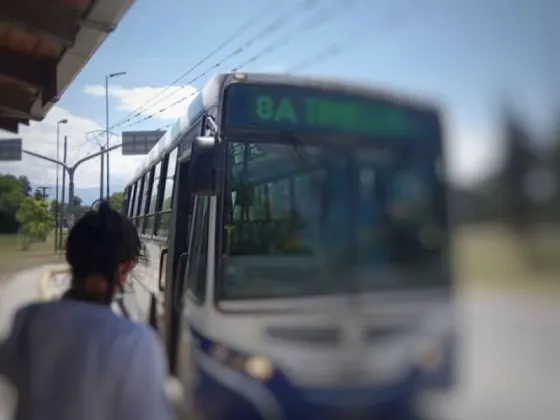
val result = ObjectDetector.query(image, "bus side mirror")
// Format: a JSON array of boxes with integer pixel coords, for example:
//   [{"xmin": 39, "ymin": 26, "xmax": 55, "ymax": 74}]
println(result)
[{"xmin": 190, "ymin": 136, "xmax": 216, "ymax": 196}]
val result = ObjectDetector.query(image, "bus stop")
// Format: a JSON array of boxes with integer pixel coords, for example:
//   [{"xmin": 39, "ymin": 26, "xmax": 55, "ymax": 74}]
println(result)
[{"xmin": 0, "ymin": 0, "xmax": 135, "ymax": 134}]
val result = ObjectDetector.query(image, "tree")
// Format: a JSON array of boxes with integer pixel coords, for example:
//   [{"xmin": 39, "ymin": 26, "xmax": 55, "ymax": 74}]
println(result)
[
  {"xmin": 0, "ymin": 174, "xmax": 27, "ymax": 233},
  {"xmin": 109, "ymin": 192, "xmax": 125, "ymax": 212},
  {"xmin": 72, "ymin": 196, "xmax": 90, "ymax": 221},
  {"xmin": 15, "ymin": 196, "xmax": 54, "ymax": 249},
  {"xmin": 49, "ymin": 199, "xmax": 60, "ymax": 219},
  {"xmin": 33, "ymin": 188, "xmax": 46, "ymax": 200},
  {"xmin": 502, "ymin": 107, "xmax": 534, "ymax": 234},
  {"xmin": 72, "ymin": 196, "xmax": 83, "ymax": 208},
  {"xmin": 50, "ymin": 196, "xmax": 90, "ymax": 224},
  {"xmin": 18, "ymin": 176, "xmax": 31, "ymax": 196}
]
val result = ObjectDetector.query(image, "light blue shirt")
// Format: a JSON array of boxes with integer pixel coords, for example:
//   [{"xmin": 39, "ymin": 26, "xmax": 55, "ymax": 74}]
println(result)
[{"xmin": 0, "ymin": 300, "xmax": 175, "ymax": 420}]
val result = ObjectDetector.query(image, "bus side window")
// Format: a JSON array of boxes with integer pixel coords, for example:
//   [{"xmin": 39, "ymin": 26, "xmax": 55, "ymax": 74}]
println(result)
[
  {"xmin": 186, "ymin": 196, "xmax": 209, "ymax": 302},
  {"xmin": 159, "ymin": 147, "xmax": 178, "ymax": 237}
]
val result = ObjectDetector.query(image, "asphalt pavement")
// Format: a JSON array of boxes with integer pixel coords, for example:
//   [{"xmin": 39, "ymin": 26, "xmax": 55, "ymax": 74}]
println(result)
[
  {"xmin": 1, "ymin": 267, "xmax": 559, "ymax": 420},
  {"xmin": 418, "ymin": 290, "xmax": 560, "ymax": 420}
]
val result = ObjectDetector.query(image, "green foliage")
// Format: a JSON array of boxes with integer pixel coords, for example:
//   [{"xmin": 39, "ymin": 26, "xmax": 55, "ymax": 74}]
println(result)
[
  {"xmin": 33, "ymin": 188, "xmax": 46, "ymax": 200},
  {"xmin": 109, "ymin": 192, "xmax": 125, "ymax": 212},
  {"xmin": 72, "ymin": 196, "xmax": 83, "ymax": 208},
  {"xmin": 49, "ymin": 197, "xmax": 90, "ymax": 224},
  {"xmin": 0, "ymin": 174, "xmax": 28, "ymax": 233},
  {"xmin": 49, "ymin": 199, "xmax": 60, "ymax": 217},
  {"xmin": 18, "ymin": 176, "xmax": 31, "ymax": 196},
  {"xmin": 15, "ymin": 196, "xmax": 54, "ymax": 249},
  {"xmin": 453, "ymin": 106, "xmax": 560, "ymax": 227}
]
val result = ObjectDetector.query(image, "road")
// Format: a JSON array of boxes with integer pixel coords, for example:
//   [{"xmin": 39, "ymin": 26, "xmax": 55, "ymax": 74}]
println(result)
[
  {"xmin": 1, "ymin": 269, "xmax": 559, "ymax": 420},
  {"xmin": 419, "ymin": 290, "xmax": 560, "ymax": 420}
]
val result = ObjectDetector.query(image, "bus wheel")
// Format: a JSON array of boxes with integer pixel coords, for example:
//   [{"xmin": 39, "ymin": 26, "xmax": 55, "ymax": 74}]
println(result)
[{"xmin": 148, "ymin": 294, "xmax": 158, "ymax": 331}]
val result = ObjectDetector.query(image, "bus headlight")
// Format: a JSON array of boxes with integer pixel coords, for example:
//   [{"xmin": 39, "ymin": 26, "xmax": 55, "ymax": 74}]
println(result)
[
  {"xmin": 245, "ymin": 356, "xmax": 275, "ymax": 381},
  {"xmin": 209, "ymin": 343, "xmax": 275, "ymax": 381}
]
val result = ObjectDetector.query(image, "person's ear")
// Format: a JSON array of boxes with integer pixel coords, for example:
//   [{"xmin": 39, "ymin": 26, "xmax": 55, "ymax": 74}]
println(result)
[{"xmin": 118, "ymin": 261, "xmax": 135, "ymax": 282}]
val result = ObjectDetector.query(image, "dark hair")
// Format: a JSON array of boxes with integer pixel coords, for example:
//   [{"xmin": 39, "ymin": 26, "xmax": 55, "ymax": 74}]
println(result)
[{"xmin": 64, "ymin": 200, "xmax": 145, "ymax": 304}]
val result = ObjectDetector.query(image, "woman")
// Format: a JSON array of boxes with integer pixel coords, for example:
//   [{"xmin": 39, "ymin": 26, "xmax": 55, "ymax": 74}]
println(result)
[{"xmin": 0, "ymin": 201, "xmax": 174, "ymax": 420}]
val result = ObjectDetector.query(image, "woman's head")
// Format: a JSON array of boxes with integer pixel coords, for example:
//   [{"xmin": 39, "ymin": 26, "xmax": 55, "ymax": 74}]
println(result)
[{"xmin": 65, "ymin": 200, "xmax": 144, "ymax": 304}]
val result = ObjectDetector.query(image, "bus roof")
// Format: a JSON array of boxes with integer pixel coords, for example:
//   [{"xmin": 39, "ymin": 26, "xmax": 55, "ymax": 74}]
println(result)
[
  {"xmin": 125, "ymin": 72, "xmax": 440, "ymax": 186},
  {"xmin": 128, "ymin": 73, "xmax": 228, "ymax": 183}
]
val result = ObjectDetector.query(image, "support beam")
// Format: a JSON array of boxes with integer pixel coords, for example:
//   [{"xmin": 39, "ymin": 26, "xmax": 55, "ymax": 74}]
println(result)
[
  {"xmin": 0, "ymin": 84, "xmax": 33, "ymax": 117},
  {"xmin": 0, "ymin": 48, "xmax": 57, "ymax": 105},
  {"xmin": 0, "ymin": 118, "xmax": 19, "ymax": 134},
  {"xmin": 0, "ymin": 2, "xmax": 80, "ymax": 48}
]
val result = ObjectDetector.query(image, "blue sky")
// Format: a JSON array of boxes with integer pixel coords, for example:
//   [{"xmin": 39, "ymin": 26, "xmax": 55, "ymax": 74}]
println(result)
[{"xmin": 1, "ymin": 0, "xmax": 558, "ymax": 203}]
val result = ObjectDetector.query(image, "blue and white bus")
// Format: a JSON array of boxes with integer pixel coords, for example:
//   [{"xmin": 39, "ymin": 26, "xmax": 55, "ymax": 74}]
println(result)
[{"xmin": 122, "ymin": 72, "xmax": 455, "ymax": 419}]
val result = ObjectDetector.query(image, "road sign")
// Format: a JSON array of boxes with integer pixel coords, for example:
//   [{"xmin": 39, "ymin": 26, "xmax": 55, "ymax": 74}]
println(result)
[
  {"xmin": 0, "ymin": 138, "xmax": 22, "ymax": 161},
  {"xmin": 121, "ymin": 130, "xmax": 164, "ymax": 155}
]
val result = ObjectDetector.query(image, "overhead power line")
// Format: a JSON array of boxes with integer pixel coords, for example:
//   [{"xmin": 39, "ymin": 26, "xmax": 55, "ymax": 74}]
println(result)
[
  {"xmin": 118, "ymin": 0, "xmax": 338, "ymax": 130},
  {"xmin": 112, "ymin": 0, "xmax": 325, "ymax": 130},
  {"xmin": 109, "ymin": 0, "xmax": 293, "ymax": 130},
  {"xmin": 288, "ymin": 0, "xmax": 441, "ymax": 72},
  {"xmin": 116, "ymin": 0, "xmax": 438, "ymax": 131}
]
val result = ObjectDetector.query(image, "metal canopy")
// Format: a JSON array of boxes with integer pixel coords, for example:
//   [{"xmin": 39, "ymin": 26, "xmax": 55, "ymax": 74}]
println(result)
[{"xmin": 0, "ymin": 0, "xmax": 135, "ymax": 134}]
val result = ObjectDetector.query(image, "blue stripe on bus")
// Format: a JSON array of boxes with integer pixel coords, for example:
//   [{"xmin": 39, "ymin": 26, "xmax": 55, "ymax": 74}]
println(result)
[{"xmin": 186, "ymin": 325, "xmax": 416, "ymax": 419}]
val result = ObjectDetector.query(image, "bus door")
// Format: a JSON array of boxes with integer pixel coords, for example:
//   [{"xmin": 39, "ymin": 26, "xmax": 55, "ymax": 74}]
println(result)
[
  {"xmin": 178, "ymin": 193, "xmax": 211, "ymax": 398},
  {"xmin": 163, "ymin": 156, "xmax": 192, "ymax": 375}
]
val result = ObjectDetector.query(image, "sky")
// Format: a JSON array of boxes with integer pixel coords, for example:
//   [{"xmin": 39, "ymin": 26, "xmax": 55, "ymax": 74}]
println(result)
[{"xmin": 0, "ymin": 0, "xmax": 558, "ymax": 204}]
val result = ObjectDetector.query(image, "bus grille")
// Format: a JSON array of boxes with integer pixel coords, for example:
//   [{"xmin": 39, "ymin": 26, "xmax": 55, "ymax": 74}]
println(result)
[{"xmin": 266, "ymin": 327, "xmax": 341, "ymax": 345}]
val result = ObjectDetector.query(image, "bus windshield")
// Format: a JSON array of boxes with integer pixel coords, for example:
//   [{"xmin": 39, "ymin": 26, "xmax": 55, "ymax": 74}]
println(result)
[{"xmin": 218, "ymin": 136, "xmax": 448, "ymax": 300}]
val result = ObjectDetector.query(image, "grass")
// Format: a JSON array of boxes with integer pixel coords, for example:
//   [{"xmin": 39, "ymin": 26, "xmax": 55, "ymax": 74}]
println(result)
[
  {"xmin": 0, "ymin": 233, "xmax": 65, "ymax": 282},
  {"xmin": 453, "ymin": 224, "xmax": 560, "ymax": 299}
]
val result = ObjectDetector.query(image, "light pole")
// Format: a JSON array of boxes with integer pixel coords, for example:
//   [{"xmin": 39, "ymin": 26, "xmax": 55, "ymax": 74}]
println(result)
[
  {"xmin": 55, "ymin": 118, "xmax": 68, "ymax": 251},
  {"xmin": 59, "ymin": 135, "xmax": 68, "ymax": 250},
  {"xmin": 105, "ymin": 71, "xmax": 126, "ymax": 199},
  {"xmin": 23, "ymin": 143, "xmax": 124, "ymax": 232},
  {"xmin": 85, "ymin": 129, "xmax": 119, "ymax": 201}
]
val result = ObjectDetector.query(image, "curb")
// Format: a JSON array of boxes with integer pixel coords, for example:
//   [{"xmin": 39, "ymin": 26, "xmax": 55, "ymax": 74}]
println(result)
[{"xmin": 39, "ymin": 265, "xmax": 70, "ymax": 300}]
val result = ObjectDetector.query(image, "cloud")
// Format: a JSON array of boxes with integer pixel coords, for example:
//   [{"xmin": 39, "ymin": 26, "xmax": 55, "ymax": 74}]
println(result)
[
  {"xmin": 444, "ymin": 112, "xmax": 503, "ymax": 188},
  {"xmin": 83, "ymin": 84, "xmax": 198, "ymax": 122},
  {"xmin": 0, "ymin": 82, "xmax": 199, "ymax": 199},
  {"xmin": 0, "ymin": 106, "xmax": 145, "ymax": 190},
  {"xmin": 0, "ymin": 84, "xmax": 499, "ymax": 202}
]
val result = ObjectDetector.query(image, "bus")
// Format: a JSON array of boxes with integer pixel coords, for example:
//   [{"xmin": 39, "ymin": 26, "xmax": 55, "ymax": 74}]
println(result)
[{"xmin": 122, "ymin": 72, "xmax": 455, "ymax": 419}]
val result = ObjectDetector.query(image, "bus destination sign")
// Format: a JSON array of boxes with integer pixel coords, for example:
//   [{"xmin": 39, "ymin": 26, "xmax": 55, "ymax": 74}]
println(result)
[{"xmin": 224, "ymin": 83, "xmax": 436, "ymax": 139}]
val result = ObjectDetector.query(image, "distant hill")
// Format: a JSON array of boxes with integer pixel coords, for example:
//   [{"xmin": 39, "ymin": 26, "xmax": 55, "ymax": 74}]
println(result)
[{"xmin": 40, "ymin": 185, "xmax": 126, "ymax": 206}]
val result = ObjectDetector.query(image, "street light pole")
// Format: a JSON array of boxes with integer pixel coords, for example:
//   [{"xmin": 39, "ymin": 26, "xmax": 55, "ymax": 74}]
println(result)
[
  {"xmin": 23, "ymin": 142, "xmax": 124, "ymax": 232},
  {"xmin": 59, "ymin": 135, "xmax": 68, "ymax": 250},
  {"xmin": 85, "ymin": 129, "xmax": 119, "ymax": 202},
  {"xmin": 105, "ymin": 71, "xmax": 126, "ymax": 199},
  {"xmin": 55, "ymin": 118, "xmax": 68, "ymax": 251},
  {"xmin": 105, "ymin": 75, "xmax": 109, "ymax": 199},
  {"xmin": 100, "ymin": 146, "xmax": 104, "ymax": 201}
]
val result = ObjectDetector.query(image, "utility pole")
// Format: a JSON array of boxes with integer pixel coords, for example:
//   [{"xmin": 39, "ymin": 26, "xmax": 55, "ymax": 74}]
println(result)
[
  {"xmin": 36, "ymin": 186, "xmax": 50, "ymax": 200},
  {"xmin": 55, "ymin": 119, "xmax": 68, "ymax": 252},
  {"xmin": 105, "ymin": 74, "xmax": 110, "ymax": 199},
  {"xmin": 105, "ymin": 71, "xmax": 126, "ymax": 199},
  {"xmin": 100, "ymin": 145, "xmax": 105, "ymax": 201},
  {"xmin": 59, "ymin": 135, "xmax": 68, "ymax": 251},
  {"xmin": 85, "ymin": 129, "xmax": 119, "ymax": 203}
]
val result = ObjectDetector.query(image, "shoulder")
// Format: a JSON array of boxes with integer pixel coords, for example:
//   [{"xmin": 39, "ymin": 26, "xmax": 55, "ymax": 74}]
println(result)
[
  {"xmin": 114, "ymin": 320, "xmax": 163, "ymax": 357},
  {"xmin": 11, "ymin": 301, "xmax": 47, "ymax": 329},
  {"xmin": 119, "ymin": 323, "xmax": 168, "ymax": 377},
  {"xmin": 129, "ymin": 322, "xmax": 160, "ymax": 347}
]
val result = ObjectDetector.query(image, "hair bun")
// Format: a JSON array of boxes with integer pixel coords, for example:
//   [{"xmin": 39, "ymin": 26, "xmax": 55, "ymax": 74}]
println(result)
[
  {"xmin": 97, "ymin": 200, "xmax": 111, "ymax": 214},
  {"xmin": 97, "ymin": 201, "xmax": 114, "ymax": 228}
]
